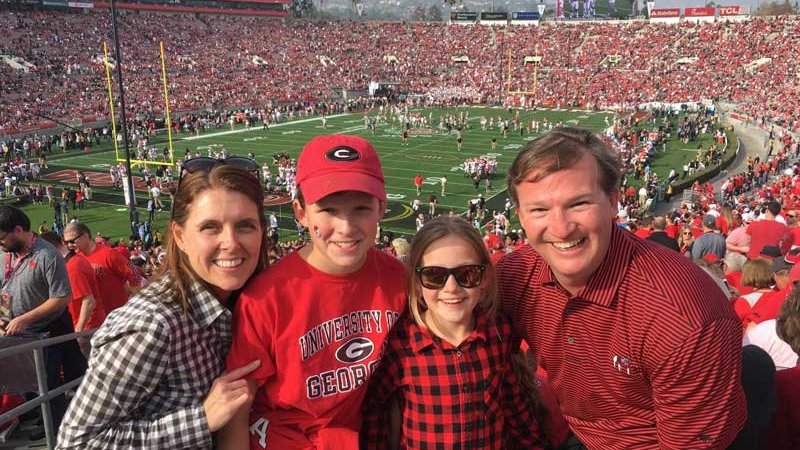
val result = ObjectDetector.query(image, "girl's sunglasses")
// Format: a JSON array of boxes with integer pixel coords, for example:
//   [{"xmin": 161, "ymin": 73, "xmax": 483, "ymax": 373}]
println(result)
[
  {"xmin": 179, "ymin": 156, "xmax": 259, "ymax": 185},
  {"xmin": 415, "ymin": 264, "xmax": 486, "ymax": 289}
]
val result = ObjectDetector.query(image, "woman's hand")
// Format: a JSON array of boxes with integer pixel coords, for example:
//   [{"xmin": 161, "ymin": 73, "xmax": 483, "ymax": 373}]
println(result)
[{"xmin": 204, "ymin": 359, "xmax": 260, "ymax": 432}]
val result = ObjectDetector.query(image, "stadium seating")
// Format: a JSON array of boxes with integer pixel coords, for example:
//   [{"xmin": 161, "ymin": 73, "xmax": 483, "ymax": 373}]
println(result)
[{"xmin": 0, "ymin": 10, "xmax": 798, "ymax": 135}]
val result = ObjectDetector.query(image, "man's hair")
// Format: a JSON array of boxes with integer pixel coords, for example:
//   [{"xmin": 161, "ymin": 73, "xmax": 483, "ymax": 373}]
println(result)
[
  {"xmin": 64, "ymin": 222, "xmax": 91, "ymax": 237},
  {"xmin": 652, "ymin": 216, "xmax": 667, "ymax": 231},
  {"xmin": 0, "ymin": 206, "xmax": 30, "ymax": 232},
  {"xmin": 38, "ymin": 231, "xmax": 62, "ymax": 247},
  {"xmin": 506, "ymin": 127, "xmax": 621, "ymax": 206},
  {"xmin": 768, "ymin": 201, "xmax": 781, "ymax": 217},
  {"xmin": 723, "ymin": 251, "xmax": 747, "ymax": 273}
]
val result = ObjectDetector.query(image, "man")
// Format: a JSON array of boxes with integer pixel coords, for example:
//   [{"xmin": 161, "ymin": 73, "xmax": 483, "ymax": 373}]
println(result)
[
  {"xmin": 691, "ymin": 214, "xmax": 727, "ymax": 261},
  {"xmin": 63, "ymin": 222, "xmax": 133, "ymax": 312},
  {"xmin": 427, "ymin": 193, "xmax": 437, "ymax": 216},
  {"xmin": 747, "ymin": 201, "xmax": 791, "ymax": 259},
  {"xmin": 39, "ymin": 231, "xmax": 106, "ymax": 356},
  {"xmin": 440, "ymin": 175, "xmax": 447, "ymax": 196},
  {"xmin": 645, "ymin": 215, "xmax": 679, "ymax": 252},
  {"xmin": 498, "ymin": 128, "xmax": 747, "ymax": 449},
  {"xmin": 413, "ymin": 173, "xmax": 423, "ymax": 196},
  {"xmin": 0, "ymin": 206, "xmax": 84, "ymax": 429},
  {"xmin": 149, "ymin": 184, "xmax": 164, "ymax": 211}
]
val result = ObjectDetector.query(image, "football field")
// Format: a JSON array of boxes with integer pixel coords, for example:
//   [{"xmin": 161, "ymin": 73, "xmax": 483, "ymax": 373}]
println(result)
[
  {"xmin": 31, "ymin": 106, "xmax": 727, "ymax": 241},
  {"xmin": 38, "ymin": 107, "xmax": 616, "ymax": 239}
]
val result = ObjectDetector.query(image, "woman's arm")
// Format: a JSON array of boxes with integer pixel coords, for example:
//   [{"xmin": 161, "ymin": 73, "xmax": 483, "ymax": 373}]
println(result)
[{"xmin": 56, "ymin": 317, "xmax": 211, "ymax": 449}]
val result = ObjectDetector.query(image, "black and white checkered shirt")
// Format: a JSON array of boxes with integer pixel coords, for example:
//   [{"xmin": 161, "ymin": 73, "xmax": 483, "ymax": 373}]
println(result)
[{"xmin": 56, "ymin": 274, "xmax": 232, "ymax": 449}]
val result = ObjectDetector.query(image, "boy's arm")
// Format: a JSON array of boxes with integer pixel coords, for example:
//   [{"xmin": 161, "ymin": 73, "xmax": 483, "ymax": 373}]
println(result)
[{"xmin": 360, "ymin": 341, "xmax": 402, "ymax": 450}]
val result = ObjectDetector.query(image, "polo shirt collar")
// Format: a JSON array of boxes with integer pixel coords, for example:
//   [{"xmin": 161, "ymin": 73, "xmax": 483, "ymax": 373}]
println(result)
[
  {"xmin": 534, "ymin": 222, "xmax": 634, "ymax": 308},
  {"xmin": 409, "ymin": 307, "xmax": 491, "ymax": 352}
]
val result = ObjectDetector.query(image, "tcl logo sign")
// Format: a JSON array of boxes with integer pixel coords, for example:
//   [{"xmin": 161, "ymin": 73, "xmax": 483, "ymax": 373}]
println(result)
[{"xmin": 719, "ymin": 6, "xmax": 742, "ymax": 15}]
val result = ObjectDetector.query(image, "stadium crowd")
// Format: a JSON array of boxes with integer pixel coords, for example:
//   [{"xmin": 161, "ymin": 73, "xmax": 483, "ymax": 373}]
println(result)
[
  {"xmin": 1, "ymin": 10, "xmax": 799, "ymax": 136},
  {"xmin": 3, "ymin": 5, "xmax": 800, "ymax": 449}
]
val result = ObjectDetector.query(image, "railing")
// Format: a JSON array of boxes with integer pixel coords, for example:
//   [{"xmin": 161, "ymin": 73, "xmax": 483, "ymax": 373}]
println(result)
[{"xmin": 0, "ymin": 330, "xmax": 93, "ymax": 450}]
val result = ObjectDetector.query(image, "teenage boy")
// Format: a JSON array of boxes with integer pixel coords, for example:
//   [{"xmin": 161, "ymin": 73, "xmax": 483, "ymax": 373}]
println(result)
[{"xmin": 222, "ymin": 135, "xmax": 407, "ymax": 450}]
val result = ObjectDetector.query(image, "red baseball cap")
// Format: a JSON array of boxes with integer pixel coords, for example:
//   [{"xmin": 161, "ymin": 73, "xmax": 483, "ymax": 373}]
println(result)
[{"xmin": 296, "ymin": 135, "xmax": 386, "ymax": 205}]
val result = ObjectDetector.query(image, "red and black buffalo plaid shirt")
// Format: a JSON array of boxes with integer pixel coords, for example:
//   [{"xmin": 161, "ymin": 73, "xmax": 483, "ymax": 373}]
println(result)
[{"xmin": 361, "ymin": 309, "xmax": 545, "ymax": 450}]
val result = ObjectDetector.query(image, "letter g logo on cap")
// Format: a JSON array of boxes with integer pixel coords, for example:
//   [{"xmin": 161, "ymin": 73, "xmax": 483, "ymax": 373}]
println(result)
[{"xmin": 326, "ymin": 146, "xmax": 361, "ymax": 162}]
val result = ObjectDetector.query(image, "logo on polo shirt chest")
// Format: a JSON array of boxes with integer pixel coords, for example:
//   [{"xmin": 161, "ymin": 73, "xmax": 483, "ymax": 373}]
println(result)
[
  {"xmin": 612, "ymin": 355, "xmax": 636, "ymax": 376},
  {"xmin": 326, "ymin": 146, "xmax": 360, "ymax": 162}
]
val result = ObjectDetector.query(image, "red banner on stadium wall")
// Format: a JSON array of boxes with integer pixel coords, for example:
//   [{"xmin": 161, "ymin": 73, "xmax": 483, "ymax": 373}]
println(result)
[
  {"xmin": 719, "ymin": 5, "xmax": 749, "ymax": 16},
  {"xmin": 649, "ymin": 8, "xmax": 680, "ymax": 18},
  {"xmin": 684, "ymin": 7, "xmax": 715, "ymax": 17}
]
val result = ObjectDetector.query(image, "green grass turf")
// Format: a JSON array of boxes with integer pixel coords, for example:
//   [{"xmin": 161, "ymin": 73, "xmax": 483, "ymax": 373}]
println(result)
[{"xmin": 31, "ymin": 107, "xmax": 727, "ymax": 241}]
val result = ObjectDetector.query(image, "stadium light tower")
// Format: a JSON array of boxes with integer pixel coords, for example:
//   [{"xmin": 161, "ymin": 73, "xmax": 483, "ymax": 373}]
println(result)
[{"xmin": 109, "ymin": 0, "xmax": 138, "ymax": 232}]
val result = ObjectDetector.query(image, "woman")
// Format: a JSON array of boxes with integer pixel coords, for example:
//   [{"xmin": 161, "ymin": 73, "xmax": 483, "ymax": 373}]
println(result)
[
  {"xmin": 57, "ymin": 161, "xmax": 269, "ymax": 449},
  {"xmin": 732, "ymin": 258, "xmax": 775, "ymax": 326},
  {"xmin": 677, "ymin": 226, "xmax": 695, "ymax": 257}
]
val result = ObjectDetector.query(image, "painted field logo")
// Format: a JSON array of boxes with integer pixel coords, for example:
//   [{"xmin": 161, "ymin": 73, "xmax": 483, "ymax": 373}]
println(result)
[
  {"xmin": 335, "ymin": 337, "xmax": 374, "ymax": 364},
  {"xmin": 263, "ymin": 193, "xmax": 291, "ymax": 206},
  {"xmin": 408, "ymin": 128, "xmax": 437, "ymax": 136}
]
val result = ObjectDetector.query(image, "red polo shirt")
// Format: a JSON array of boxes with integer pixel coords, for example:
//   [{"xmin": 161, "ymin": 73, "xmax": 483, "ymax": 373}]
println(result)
[{"xmin": 497, "ymin": 226, "xmax": 746, "ymax": 450}]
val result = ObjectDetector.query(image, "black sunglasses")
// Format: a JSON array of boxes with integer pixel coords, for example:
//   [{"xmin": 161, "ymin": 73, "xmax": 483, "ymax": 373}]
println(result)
[
  {"xmin": 64, "ymin": 233, "xmax": 85, "ymax": 245},
  {"xmin": 415, "ymin": 264, "xmax": 486, "ymax": 289},
  {"xmin": 178, "ymin": 156, "xmax": 259, "ymax": 185}
]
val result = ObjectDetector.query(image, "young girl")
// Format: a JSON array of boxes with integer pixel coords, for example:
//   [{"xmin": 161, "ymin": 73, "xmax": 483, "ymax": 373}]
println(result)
[{"xmin": 361, "ymin": 216, "xmax": 548, "ymax": 450}]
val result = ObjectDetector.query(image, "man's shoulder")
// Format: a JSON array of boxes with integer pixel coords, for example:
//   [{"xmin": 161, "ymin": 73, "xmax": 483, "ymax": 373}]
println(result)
[
  {"xmin": 496, "ymin": 245, "xmax": 541, "ymax": 302},
  {"xmin": 496, "ymin": 244, "xmax": 537, "ymax": 276},
  {"xmin": 31, "ymin": 239, "xmax": 64, "ymax": 266},
  {"xmin": 626, "ymin": 237, "xmax": 735, "ymax": 326}
]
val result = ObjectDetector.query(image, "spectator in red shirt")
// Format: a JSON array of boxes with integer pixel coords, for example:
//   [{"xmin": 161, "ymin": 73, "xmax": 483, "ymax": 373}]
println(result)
[
  {"xmin": 632, "ymin": 215, "xmax": 652, "ymax": 239},
  {"xmin": 499, "ymin": 128, "xmax": 747, "ymax": 450},
  {"xmin": 413, "ymin": 174, "xmax": 423, "ymax": 196},
  {"xmin": 39, "ymin": 231, "xmax": 107, "ymax": 356},
  {"xmin": 723, "ymin": 251, "xmax": 747, "ymax": 295},
  {"xmin": 786, "ymin": 210, "xmax": 800, "ymax": 248},
  {"xmin": 63, "ymin": 223, "xmax": 134, "ymax": 312},
  {"xmin": 747, "ymin": 201, "xmax": 791, "ymax": 259}
]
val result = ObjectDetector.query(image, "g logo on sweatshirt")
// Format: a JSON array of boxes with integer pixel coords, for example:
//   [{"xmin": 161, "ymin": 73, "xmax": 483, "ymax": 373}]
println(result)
[{"xmin": 335, "ymin": 337, "xmax": 374, "ymax": 364}]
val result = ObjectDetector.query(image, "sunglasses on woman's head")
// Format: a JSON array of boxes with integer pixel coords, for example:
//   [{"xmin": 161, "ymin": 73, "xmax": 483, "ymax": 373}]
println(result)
[
  {"xmin": 178, "ymin": 156, "xmax": 259, "ymax": 185},
  {"xmin": 415, "ymin": 264, "xmax": 486, "ymax": 289}
]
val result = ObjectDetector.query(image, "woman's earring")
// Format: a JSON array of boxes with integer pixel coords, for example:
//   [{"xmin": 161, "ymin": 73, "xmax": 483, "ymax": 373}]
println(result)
[{"xmin": 313, "ymin": 225, "xmax": 321, "ymax": 238}]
